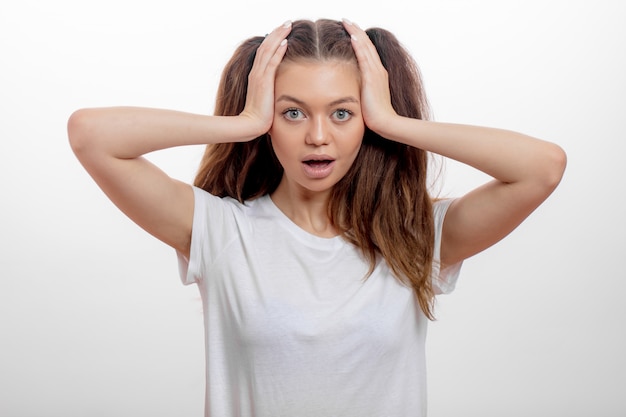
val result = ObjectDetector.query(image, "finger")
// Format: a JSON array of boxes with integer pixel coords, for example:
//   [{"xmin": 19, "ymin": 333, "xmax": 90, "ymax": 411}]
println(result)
[
  {"xmin": 265, "ymin": 20, "xmax": 292, "ymax": 44},
  {"xmin": 254, "ymin": 21, "xmax": 292, "ymax": 70},
  {"xmin": 268, "ymin": 38, "xmax": 288, "ymax": 69},
  {"xmin": 342, "ymin": 19, "xmax": 382, "ymax": 68}
]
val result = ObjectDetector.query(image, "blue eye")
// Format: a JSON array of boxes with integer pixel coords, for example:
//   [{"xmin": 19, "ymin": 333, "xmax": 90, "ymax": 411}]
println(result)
[
  {"xmin": 333, "ymin": 109, "xmax": 352, "ymax": 121},
  {"xmin": 283, "ymin": 108, "xmax": 304, "ymax": 120}
]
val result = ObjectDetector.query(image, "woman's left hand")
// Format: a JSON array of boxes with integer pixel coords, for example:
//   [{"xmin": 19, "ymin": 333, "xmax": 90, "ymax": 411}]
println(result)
[{"xmin": 342, "ymin": 19, "xmax": 397, "ymax": 133}]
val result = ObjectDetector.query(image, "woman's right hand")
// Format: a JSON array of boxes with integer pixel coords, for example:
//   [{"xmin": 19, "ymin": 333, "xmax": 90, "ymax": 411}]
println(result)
[{"xmin": 239, "ymin": 21, "xmax": 292, "ymax": 134}]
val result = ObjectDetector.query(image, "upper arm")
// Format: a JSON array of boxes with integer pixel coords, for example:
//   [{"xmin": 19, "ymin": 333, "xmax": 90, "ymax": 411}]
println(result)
[
  {"xmin": 68, "ymin": 113, "xmax": 194, "ymax": 257},
  {"xmin": 440, "ymin": 148, "xmax": 566, "ymax": 267}
]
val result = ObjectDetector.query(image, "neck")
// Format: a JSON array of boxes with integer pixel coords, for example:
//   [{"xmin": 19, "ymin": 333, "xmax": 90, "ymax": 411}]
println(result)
[{"xmin": 270, "ymin": 181, "xmax": 337, "ymax": 238}]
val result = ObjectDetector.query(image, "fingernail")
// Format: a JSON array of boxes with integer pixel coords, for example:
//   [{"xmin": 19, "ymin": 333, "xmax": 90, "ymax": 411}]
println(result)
[
  {"xmin": 351, "ymin": 34, "xmax": 357, "ymax": 41},
  {"xmin": 283, "ymin": 20, "xmax": 292, "ymax": 28},
  {"xmin": 280, "ymin": 39, "xmax": 287, "ymax": 46},
  {"xmin": 343, "ymin": 18, "xmax": 353, "ymax": 25}
]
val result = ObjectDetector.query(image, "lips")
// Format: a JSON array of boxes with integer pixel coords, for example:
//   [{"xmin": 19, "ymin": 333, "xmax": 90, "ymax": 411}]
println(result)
[{"xmin": 301, "ymin": 155, "xmax": 336, "ymax": 179}]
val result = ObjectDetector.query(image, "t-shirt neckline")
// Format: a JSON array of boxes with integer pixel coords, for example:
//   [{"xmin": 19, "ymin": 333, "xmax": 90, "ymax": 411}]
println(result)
[{"xmin": 259, "ymin": 194, "xmax": 345, "ymax": 249}]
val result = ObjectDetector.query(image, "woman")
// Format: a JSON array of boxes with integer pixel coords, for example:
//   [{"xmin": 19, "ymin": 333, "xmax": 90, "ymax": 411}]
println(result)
[{"xmin": 68, "ymin": 18, "xmax": 566, "ymax": 417}]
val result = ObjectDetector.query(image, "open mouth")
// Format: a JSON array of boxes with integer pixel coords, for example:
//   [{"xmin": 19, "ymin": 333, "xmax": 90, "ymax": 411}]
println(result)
[
  {"xmin": 301, "ymin": 157, "xmax": 336, "ymax": 178},
  {"xmin": 303, "ymin": 159, "xmax": 334, "ymax": 168}
]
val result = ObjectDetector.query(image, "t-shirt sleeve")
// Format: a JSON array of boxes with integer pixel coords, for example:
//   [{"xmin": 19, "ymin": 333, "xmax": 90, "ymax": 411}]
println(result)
[
  {"xmin": 176, "ymin": 186, "xmax": 237, "ymax": 286},
  {"xmin": 431, "ymin": 198, "xmax": 462, "ymax": 295}
]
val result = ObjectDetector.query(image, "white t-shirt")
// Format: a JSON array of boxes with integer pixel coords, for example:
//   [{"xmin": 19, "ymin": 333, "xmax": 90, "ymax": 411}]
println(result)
[{"xmin": 177, "ymin": 186, "xmax": 461, "ymax": 417}]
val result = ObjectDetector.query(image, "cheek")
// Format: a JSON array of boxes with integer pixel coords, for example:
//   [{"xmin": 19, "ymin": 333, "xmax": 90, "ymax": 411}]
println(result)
[
  {"xmin": 267, "ymin": 131, "xmax": 292, "ymax": 165},
  {"xmin": 347, "ymin": 126, "xmax": 365, "ymax": 154}
]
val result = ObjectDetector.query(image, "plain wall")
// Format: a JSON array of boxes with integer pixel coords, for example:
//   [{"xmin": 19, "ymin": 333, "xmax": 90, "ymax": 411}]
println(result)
[{"xmin": 1, "ymin": 0, "xmax": 625, "ymax": 416}]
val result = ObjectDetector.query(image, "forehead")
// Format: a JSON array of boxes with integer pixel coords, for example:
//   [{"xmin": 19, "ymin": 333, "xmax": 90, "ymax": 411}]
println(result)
[{"xmin": 274, "ymin": 60, "xmax": 361, "ymax": 99}]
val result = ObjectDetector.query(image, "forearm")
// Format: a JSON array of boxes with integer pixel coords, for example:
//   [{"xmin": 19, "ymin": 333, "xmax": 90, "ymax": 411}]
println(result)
[
  {"xmin": 67, "ymin": 106, "xmax": 263, "ymax": 159},
  {"xmin": 378, "ymin": 116, "xmax": 566, "ymax": 188}
]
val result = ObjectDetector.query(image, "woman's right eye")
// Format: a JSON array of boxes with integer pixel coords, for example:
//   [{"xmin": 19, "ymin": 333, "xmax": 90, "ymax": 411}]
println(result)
[{"xmin": 283, "ymin": 108, "xmax": 304, "ymax": 120}]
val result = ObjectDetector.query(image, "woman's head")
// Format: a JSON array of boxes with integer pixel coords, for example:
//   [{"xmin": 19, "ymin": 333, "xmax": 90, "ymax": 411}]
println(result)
[
  {"xmin": 196, "ymin": 20, "xmax": 358, "ymax": 198},
  {"xmin": 196, "ymin": 19, "xmax": 430, "ymax": 198},
  {"xmin": 195, "ymin": 19, "xmax": 437, "ymax": 319}
]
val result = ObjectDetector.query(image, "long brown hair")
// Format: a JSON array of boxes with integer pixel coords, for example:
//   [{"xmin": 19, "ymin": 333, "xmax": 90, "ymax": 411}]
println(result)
[{"xmin": 194, "ymin": 19, "xmax": 437, "ymax": 319}]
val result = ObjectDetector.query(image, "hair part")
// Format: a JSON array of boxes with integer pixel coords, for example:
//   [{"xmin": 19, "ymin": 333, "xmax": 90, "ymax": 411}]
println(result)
[{"xmin": 194, "ymin": 19, "xmax": 437, "ymax": 320}]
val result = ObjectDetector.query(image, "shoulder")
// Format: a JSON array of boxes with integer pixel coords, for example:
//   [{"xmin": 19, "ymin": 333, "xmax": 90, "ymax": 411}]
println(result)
[
  {"xmin": 432, "ymin": 197, "xmax": 455, "ymax": 225},
  {"xmin": 190, "ymin": 187, "xmax": 273, "ymax": 224},
  {"xmin": 192, "ymin": 186, "xmax": 247, "ymax": 211},
  {"xmin": 431, "ymin": 197, "xmax": 462, "ymax": 294}
]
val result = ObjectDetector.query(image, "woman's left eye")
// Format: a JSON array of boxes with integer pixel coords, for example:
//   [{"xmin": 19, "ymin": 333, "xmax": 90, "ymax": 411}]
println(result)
[{"xmin": 333, "ymin": 109, "xmax": 352, "ymax": 121}]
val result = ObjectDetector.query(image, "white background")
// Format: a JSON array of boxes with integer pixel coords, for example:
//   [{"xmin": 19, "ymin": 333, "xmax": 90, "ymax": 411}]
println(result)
[{"xmin": 1, "ymin": 0, "xmax": 625, "ymax": 416}]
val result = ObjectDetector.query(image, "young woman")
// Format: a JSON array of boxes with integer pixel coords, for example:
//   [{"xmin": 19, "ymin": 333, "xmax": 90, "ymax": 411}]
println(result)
[{"xmin": 68, "ymin": 18, "xmax": 566, "ymax": 417}]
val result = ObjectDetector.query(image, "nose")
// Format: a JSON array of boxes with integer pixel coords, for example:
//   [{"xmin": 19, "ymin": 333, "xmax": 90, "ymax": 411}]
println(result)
[{"xmin": 305, "ymin": 116, "xmax": 330, "ymax": 146}]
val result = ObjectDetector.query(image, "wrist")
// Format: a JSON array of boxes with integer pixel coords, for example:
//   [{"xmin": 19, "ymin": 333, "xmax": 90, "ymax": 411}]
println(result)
[
  {"xmin": 366, "ymin": 112, "xmax": 402, "ymax": 139},
  {"xmin": 234, "ymin": 112, "xmax": 272, "ymax": 142}
]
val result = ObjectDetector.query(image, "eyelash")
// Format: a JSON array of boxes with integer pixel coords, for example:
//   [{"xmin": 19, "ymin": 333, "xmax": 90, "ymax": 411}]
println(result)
[
  {"xmin": 333, "ymin": 109, "xmax": 353, "ymax": 120},
  {"xmin": 283, "ymin": 108, "xmax": 303, "ymax": 120}
]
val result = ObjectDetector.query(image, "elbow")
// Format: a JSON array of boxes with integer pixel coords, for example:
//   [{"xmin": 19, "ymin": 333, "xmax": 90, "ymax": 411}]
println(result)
[
  {"xmin": 67, "ymin": 108, "xmax": 88, "ymax": 155},
  {"xmin": 67, "ymin": 108, "xmax": 98, "ymax": 157},
  {"xmin": 539, "ymin": 143, "xmax": 567, "ymax": 192}
]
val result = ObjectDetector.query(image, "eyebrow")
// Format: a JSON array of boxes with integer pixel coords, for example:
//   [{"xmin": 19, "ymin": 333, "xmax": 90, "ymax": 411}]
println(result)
[{"xmin": 276, "ymin": 94, "xmax": 359, "ymax": 107}]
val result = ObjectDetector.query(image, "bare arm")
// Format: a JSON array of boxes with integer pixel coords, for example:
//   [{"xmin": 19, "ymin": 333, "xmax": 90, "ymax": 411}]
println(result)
[
  {"xmin": 343, "ymin": 20, "xmax": 567, "ymax": 267},
  {"xmin": 68, "ymin": 22, "xmax": 292, "ymax": 258},
  {"xmin": 67, "ymin": 107, "xmax": 263, "ymax": 257},
  {"xmin": 374, "ymin": 119, "xmax": 566, "ymax": 266}
]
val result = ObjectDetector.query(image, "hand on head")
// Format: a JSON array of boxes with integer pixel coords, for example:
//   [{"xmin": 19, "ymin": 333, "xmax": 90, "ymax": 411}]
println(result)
[
  {"xmin": 341, "ymin": 19, "xmax": 397, "ymax": 133},
  {"xmin": 239, "ymin": 21, "xmax": 292, "ymax": 134}
]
